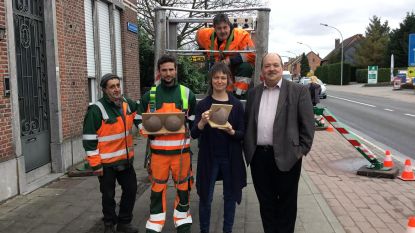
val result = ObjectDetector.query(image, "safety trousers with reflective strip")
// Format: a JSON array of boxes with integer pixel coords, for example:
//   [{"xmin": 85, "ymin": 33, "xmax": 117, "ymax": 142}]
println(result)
[
  {"xmin": 145, "ymin": 153, "xmax": 192, "ymax": 232},
  {"xmin": 85, "ymin": 101, "xmax": 136, "ymax": 169}
]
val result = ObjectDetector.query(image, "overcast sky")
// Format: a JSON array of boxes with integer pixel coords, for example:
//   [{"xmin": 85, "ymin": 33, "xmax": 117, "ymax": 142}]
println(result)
[{"xmin": 263, "ymin": 0, "xmax": 414, "ymax": 62}]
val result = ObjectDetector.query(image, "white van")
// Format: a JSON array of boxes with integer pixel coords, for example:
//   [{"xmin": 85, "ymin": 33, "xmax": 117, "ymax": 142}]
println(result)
[{"xmin": 282, "ymin": 71, "xmax": 292, "ymax": 81}]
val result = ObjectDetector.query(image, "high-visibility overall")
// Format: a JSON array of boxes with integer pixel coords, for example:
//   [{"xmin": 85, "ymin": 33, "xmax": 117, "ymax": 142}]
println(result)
[
  {"xmin": 144, "ymin": 85, "xmax": 194, "ymax": 233},
  {"xmin": 197, "ymin": 27, "xmax": 255, "ymax": 97},
  {"xmin": 84, "ymin": 100, "xmax": 136, "ymax": 169}
]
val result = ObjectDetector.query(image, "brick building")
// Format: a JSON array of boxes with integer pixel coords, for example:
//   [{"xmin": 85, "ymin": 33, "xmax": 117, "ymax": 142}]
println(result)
[
  {"xmin": 284, "ymin": 51, "xmax": 321, "ymax": 78},
  {"xmin": 0, "ymin": 0, "xmax": 140, "ymax": 202}
]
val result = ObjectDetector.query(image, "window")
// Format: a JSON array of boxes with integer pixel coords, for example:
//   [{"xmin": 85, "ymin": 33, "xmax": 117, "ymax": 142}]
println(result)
[{"xmin": 84, "ymin": 0, "xmax": 123, "ymax": 104}]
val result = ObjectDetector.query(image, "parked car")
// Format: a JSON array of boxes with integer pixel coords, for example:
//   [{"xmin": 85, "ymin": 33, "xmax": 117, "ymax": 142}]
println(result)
[{"xmin": 299, "ymin": 77, "xmax": 327, "ymax": 99}]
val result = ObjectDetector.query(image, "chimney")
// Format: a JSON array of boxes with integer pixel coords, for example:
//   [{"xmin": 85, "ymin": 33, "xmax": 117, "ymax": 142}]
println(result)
[{"xmin": 335, "ymin": 39, "xmax": 340, "ymax": 49}]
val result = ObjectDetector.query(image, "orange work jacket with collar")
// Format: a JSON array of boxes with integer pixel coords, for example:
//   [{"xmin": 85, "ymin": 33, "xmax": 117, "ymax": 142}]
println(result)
[
  {"xmin": 84, "ymin": 100, "xmax": 136, "ymax": 170},
  {"xmin": 196, "ymin": 27, "xmax": 256, "ymax": 65}
]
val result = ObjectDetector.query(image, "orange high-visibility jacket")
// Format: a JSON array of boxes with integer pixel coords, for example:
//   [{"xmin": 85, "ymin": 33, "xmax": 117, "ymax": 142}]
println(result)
[
  {"xmin": 83, "ymin": 100, "xmax": 136, "ymax": 170},
  {"xmin": 196, "ymin": 27, "xmax": 256, "ymax": 65}
]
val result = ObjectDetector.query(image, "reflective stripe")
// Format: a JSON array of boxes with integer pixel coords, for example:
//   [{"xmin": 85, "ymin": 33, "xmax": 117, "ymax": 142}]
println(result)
[
  {"xmin": 180, "ymin": 85, "xmax": 189, "ymax": 111},
  {"xmin": 235, "ymin": 76, "xmax": 251, "ymax": 85},
  {"xmin": 138, "ymin": 124, "xmax": 143, "ymax": 130},
  {"xmin": 150, "ymin": 139, "xmax": 190, "ymax": 147},
  {"xmin": 100, "ymin": 147, "xmax": 133, "ymax": 159},
  {"xmin": 134, "ymin": 114, "xmax": 142, "ymax": 120},
  {"xmin": 173, "ymin": 209, "xmax": 188, "ymax": 219},
  {"xmin": 94, "ymin": 101, "xmax": 109, "ymax": 120},
  {"xmin": 187, "ymin": 115, "xmax": 195, "ymax": 121},
  {"xmin": 86, "ymin": 149, "xmax": 99, "ymax": 156},
  {"xmin": 83, "ymin": 134, "xmax": 98, "ymax": 140},
  {"xmin": 98, "ymin": 131, "xmax": 130, "ymax": 142},
  {"xmin": 146, "ymin": 221, "xmax": 163, "ymax": 232},
  {"xmin": 174, "ymin": 215, "xmax": 192, "ymax": 227},
  {"xmin": 150, "ymin": 212, "xmax": 166, "ymax": 221}
]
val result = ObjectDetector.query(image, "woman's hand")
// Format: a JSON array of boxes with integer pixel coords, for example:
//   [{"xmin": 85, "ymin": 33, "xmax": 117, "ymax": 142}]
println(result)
[
  {"xmin": 221, "ymin": 124, "xmax": 235, "ymax": 136},
  {"xmin": 198, "ymin": 110, "xmax": 211, "ymax": 130}
]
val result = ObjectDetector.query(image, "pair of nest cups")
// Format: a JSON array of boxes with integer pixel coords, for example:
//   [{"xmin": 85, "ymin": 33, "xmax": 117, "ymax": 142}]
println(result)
[{"xmin": 143, "ymin": 115, "xmax": 183, "ymax": 132}]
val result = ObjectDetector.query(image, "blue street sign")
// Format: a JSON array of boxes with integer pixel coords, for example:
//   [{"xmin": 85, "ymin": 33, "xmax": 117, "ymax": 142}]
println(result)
[
  {"xmin": 409, "ymin": 34, "xmax": 415, "ymax": 66},
  {"xmin": 127, "ymin": 22, "xmax": 138, "ymax": 34}
]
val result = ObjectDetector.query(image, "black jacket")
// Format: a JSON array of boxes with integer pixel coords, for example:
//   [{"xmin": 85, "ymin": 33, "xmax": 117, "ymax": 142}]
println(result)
[{"xmin": 191, "ymin": 94, "xmax": 246, "ymax": 204}]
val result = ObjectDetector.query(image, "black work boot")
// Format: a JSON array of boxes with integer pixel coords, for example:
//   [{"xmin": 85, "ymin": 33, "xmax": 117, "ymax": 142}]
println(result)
[
  {"xmin": 116, "ymin": 223, "xmax": 139, "ymax": 233},
  {"xmin": 104, "ymin": 222, "xmax": 116, "ymax": 233}
]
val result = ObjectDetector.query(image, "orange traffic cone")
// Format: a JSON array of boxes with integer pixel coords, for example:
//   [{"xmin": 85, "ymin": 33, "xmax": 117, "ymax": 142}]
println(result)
[
  {"xmin": 326, "ymin": 124, "xmax": 334, "ymax": 132},
  {"xmin": 406, "ymin": 216, "xmax": 415, "ymax": 233},
  {"xmin": 398, "ymin": 159, "xmax": 415, "ymax": 181},
  {"xmin": 383, "ymin": 150, "xmax": 394, "ymax": 168}
]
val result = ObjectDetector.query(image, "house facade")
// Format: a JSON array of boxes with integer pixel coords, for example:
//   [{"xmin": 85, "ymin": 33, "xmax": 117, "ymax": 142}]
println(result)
[
  {"xmin": 0, "ymin": 0, "xmax": 140, "ymax": 202},
  {"xmin": 283, "ymin": 51, "xmax": 321, "ymax": 78},
  {"xmin": 321, "ymin": 34, "xmax": 364, "ymax": 66}
]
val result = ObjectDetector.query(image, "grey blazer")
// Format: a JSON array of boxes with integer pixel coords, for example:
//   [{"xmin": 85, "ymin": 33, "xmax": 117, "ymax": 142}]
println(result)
[{"xmin": 243, "ymin": 79, "xmax": 315, "ymax": 171}]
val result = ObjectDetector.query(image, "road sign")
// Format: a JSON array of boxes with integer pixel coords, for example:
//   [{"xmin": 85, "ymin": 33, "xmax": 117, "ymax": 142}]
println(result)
[
  {"xmin": 408, "ymin": 67, "xmax": 415, "ymax": 78},
  {"xmin": 409, "ymin": 34, "xmax": 415, "ymax": 66},
  {"xmin": 367, "ymin": 66, "xmax": 378, "ymax": 84},
  {"xmin": 189, "ymin": 56, "xmax": 205, "ymax": 63}
]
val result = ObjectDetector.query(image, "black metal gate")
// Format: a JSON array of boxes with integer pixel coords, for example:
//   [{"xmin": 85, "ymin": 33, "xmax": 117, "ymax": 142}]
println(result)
[{"xmin": 13, "ymin": 0, "xmax": 50, "ymax": 172}]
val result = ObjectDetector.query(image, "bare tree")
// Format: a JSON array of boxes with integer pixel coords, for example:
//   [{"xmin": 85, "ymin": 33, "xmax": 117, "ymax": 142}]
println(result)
[{"xmin": 137, "ymin": 0, "xmax": 264, "ymax": 48}]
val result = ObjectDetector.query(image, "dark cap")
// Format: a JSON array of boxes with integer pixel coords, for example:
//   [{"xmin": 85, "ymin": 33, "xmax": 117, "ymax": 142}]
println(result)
[{"xmin": 100, "ymin": 73, "xmax": 120, "ymax": 88}]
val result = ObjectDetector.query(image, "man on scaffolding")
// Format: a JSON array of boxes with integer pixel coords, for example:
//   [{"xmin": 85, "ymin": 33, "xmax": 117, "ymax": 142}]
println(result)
[{"xmin": 196, "ymin": 13, "xmax": 256, "ymax": 99}]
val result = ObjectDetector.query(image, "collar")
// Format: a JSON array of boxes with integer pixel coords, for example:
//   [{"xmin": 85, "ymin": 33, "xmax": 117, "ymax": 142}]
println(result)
[{"xmin": 263, "ymin": 78, "xmax": 282, "ymax": 89}]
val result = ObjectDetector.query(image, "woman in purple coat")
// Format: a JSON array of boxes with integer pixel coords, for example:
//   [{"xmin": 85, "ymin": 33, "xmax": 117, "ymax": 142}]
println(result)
[{"xmin": 191, "ymin": 63, "xmax": 246, "ymax": 233}]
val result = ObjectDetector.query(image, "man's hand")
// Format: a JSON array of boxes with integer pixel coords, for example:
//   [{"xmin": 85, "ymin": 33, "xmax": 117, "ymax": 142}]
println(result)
[
  {"xmin": 93, "ymin": 167, "xmax": 103, "ymax": 176},
  {"xmin": 221, "ymin": 57, "xmax": 230, "ymax": 66}
]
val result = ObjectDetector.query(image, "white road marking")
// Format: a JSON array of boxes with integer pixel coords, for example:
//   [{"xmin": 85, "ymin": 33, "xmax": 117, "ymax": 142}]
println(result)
[
  {"xmin": 384, "ymin": 109, "xmax": 394, "ymax": 112},
  {"xmin": 328, "ymin": 95, "xmax": 376, "ymax": 107},
  {"xmin": 404, "ymin": 113, "xmax": 415, "ymax": 117}
]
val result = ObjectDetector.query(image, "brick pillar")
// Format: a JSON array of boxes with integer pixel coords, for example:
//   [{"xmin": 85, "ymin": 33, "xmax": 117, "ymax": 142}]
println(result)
[{"xmin": 121, "ymin": 0, "xmax": 140, "ymax": 100}]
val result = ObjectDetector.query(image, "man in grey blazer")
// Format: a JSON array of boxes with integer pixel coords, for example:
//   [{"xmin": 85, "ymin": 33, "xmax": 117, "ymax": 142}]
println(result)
[{"xmin": 244, "ymin": 53, "xmax": 315, "ymax": 233}]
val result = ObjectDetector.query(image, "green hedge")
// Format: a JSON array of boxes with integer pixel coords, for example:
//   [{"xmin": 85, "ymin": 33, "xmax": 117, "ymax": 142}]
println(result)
[
  {"xmin": 315, "ymin": 65, "xmax": 328, "ymax": 83},
  {"xmin": 356, "ymin": 68, "xmax": 406, "ymax": 83},
  {"xmin": 327, "ymin": 63, "xmax": 350, "ymax": 85},
  {"xmin": 356, "ymin": 69, "xmax": 368, "ymax": 83}
]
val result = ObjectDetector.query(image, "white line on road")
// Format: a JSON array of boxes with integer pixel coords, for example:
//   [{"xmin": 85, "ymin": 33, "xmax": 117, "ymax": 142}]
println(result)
[
  {"xmin": 404, "ymin": 113, "xmax": 415, "ymax": 117},
  {"xmin": 384, "ymin": 108, "xmax": 394, "ymax": 112},
  {"xmin": 328, "ymin": 95, "xmax": 376, "ymax": 107}
]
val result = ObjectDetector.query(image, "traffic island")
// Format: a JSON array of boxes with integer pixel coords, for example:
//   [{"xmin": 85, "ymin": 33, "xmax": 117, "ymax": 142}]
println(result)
[{"xmin": 356, "ymin": 166, "xmax": 399, "ymax": 179}]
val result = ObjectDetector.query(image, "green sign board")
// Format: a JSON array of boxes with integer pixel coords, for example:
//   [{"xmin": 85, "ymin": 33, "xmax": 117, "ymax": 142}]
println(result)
[{"xmin": 368, "ymin": 66, "xmax": 378, "ymax": 84}]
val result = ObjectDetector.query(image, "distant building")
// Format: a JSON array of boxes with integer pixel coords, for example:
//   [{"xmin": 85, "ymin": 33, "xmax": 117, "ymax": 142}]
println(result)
[
  {"xmin": 283, "ymin": 51, "xmax": 321, "ymax": 78},
  {"xmin": 321, "ymin": 34, "xmax": 365, "ymax": 66}
]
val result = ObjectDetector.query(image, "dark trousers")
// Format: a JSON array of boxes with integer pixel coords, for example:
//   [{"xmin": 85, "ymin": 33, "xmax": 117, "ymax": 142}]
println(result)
[
  {"xmin": 199, "ymin": 157, "xmax": 236, "ymax": 233},
  {"xmin": 250, "ymin": 147, "xmax": 302, "ymax": 233},
  {"xmin": 98, "ymin": 165, "xmax": 137, "ymax": 224}
]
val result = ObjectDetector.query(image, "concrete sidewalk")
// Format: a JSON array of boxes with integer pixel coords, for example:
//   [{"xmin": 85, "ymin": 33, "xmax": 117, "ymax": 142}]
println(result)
[{"xmin": 0, "ymin": 134, "xmax": 345, "ymax": 233}]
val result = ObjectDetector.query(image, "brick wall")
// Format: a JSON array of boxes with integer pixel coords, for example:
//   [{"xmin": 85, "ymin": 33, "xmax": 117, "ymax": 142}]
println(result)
[
  {"xmin": 55, "ymin": 0, "xmax": 89, "ymax": 140},
  {"xmin": 308, "ymin": 52, "xmax": 321, "ymax": 72},
  {"xmin": 0, "ymin": 0, "xmax": 13, "ymax": 162},
  {"xmin": 121, "ymin": 2, "xmax": 140, "ymax": 100}
]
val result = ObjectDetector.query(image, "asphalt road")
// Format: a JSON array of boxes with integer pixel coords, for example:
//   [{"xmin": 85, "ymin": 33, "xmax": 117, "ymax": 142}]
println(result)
[{"xmin": 320, "ymin": 89, "xmax": 415, "ymax": 160}]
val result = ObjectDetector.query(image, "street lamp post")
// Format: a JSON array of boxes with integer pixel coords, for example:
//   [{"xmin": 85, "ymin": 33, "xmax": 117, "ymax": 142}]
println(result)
[
  {"xmin": 320, "ymin": 23, "xmax": 344, "ymax": 86},
  {"xmin": 285, "ymin": 50, "xmax": 297, "ymax": 58},
  {"xmin": 297, "ymin": 41, "xmax": 313, "ymax": 52}
]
